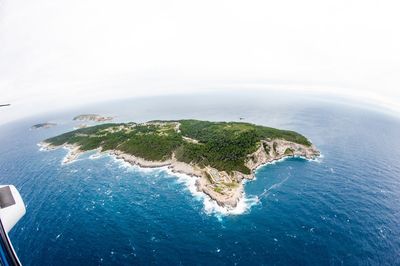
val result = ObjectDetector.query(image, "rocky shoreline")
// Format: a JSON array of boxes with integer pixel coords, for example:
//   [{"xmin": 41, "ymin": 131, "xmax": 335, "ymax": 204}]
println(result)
[
  {"xmin": 31, "ymin": 122, "xmax": 57, "ymax": 129},
  {"xmin": 73, "ymin": 114, "xmax": 113, "ymax": 122},
  {"xmin": 39, "ymin": 139, "xmax": 319, "ymax": 210}
]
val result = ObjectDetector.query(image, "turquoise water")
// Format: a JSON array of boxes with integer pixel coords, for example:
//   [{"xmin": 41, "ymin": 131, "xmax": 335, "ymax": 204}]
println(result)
[{"xmin": 0, "ymin": 92, "xmax": 400, "ymax": 265}]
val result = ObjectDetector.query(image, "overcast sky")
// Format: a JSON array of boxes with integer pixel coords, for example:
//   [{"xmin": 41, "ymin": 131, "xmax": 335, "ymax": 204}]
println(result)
[{"xmin": 1, "ymin": 0, "xmax": 400, "ymax": 124}]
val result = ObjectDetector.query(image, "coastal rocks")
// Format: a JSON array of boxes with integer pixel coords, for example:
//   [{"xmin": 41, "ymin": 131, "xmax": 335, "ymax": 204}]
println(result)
[
  {"xmin": 37, "ymin": 142, "xmax": 57, "ymax": 151},
  {"xmin": 39, "ymin": 140, "xmax": 319, "ymax": 210},
  {"xmin": 73, "ymin": 114, "xmax": 113, "ymax": 122},
  {"xmin": 73, "ymin": 124, "xmax": 88, "ymax": 130},
  {"xmin": 38, "ymin": 142, "xmax": 84, "ymax": 164},
  {"xmin": 31, "ymin": 122, "xmax": 57, "ymax": 129},
  {"xmin": 62, "ymin": 145, "xmax": 83, "ymax": 164},
  {"xmin": 109, "ymin": 150, "xmax": 172, "ymax": 168},
  {"xmin": 195, "ymin": 176, "xmax": 244, "ymax": 208},
  {"xmin": 197, "ymin": 139, "xmax": 320, "ymax": 209},
  {"xmin": 39, "ymin": 118, "xmax": 320, "ymax": 211},
  {"xmin": 194, "ymin": 139, "xmax": 319, "ymax": 208},
  {"xmin": 245, "ymin": 139, "xmax": 320, "ymax": 172}
]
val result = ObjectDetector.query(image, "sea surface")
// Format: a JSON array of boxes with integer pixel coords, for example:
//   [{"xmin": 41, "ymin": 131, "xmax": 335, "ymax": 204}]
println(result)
[{"xmin": 0, "ymin": 91, "xmax": 399, "ymax": 265}]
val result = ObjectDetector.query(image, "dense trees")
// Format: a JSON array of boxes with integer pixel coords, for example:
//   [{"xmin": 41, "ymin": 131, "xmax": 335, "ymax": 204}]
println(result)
[{"xmin": 45, "ymin": 120, "xmax": 311, "ymax": 174}]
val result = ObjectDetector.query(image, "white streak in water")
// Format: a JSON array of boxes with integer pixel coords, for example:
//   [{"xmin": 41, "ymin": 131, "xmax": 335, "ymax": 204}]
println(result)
[
  {"xmin": 109, "ymin": 154, "xmax": 260, "ymax": 217},
  {"xmin": 42, "ymin": 146, "xmax": 321, "ymax": 217},
  {"xmin": 258, "ymin": 176, "xmax": 289, "ymax": 200}
]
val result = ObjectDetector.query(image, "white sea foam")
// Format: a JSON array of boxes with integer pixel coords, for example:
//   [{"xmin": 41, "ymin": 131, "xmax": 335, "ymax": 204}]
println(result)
[
  {"xmin": 69, "ymin": 151, "xmax": 311, "ymax": 217},
  {"xmin": 61, "ymin": 146, "xmax": 81, "ymax": 165},
  {"xmin": 203, "ymin": 193, "xmax": 260, "ymax": 217},
  {"xmin": 89, "ymin": 153, "xmax": 103, "ymax": 160},
  {"xmin": 256, "ymin": 154, "xmax": 324, "ymax": 169},
  {"xmin": 111, "ymin": 154, "xmax": 169, "ymax": 174},
  {"xmin": 310, "ymin": 153, "xmax": 324, "ymax": 163},
  {"xmin": 110, "ymin": 154, "xmax": 261, "ymax": 217},
  {"xmin": 37, "ymin": 143, "xmax": 47, "ymax": 152},
  {"xmin": 165, "ymin": 168, "xmax": 260, "ymax": 217},
  {"xmin": 106, "ymin": 153, "xmax": 263, "ymax": 217},
  {"xmin": 37, "ymin": 142, "xmax": 54, "ymax": 152},
  {"xmin": 39, "ymin": 142, "xmax": 317, "ymax": 217}
]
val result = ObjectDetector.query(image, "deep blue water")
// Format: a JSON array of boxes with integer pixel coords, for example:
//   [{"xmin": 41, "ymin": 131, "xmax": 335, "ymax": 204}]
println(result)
[{"xmin": 0, "ymin": 92, "xmax": 400, "ymax": 265}]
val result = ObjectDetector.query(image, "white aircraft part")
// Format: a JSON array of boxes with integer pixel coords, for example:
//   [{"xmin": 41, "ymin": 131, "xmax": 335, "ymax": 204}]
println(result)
[{"xmin": 0, "ymin": 185, "xmax": 26, "ymax": 233}]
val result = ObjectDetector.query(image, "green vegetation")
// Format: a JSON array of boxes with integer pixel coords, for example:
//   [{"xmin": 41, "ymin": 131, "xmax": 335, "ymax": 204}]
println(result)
[
  {"xmin": 223, "ymin": 182, "xmax": 239, "ymax": 188},
  {"xmin": 45, "ymin": 120, "xmax": 311, "ymax": 174},
  {"xmin": 284, "ymin": 148, "xmax": 295, "ymax": 155},
  {"xmin": 262, "ymin": 142, "xmax": 270, "ymax": 154},
  {"xmin": 273, "ymin": 142, "xmax": 278, "ymax": 153},
  {"xmin": 204, "ymin": 172, "xmax": 214, "ymax": 184},
  {"xmin": 213, "ymin": 187, "xmax": 223, "ymax": 193},
  {"xmin": 31, "ymin": 122, "xmax": 57, "ymax": 129},
  {"xmin": 178, "ymin": 120, "xmax": 310, "ymax": 145}
]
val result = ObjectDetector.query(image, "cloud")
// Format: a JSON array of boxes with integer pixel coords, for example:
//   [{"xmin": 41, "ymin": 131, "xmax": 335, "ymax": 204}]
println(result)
[{"xmin": 1, "ymin": 0, "xmax": 400, "ymax": 123}]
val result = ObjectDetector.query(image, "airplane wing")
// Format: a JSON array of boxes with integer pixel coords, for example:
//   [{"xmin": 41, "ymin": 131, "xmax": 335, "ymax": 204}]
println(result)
[{"xmin": 0, "ymin": 185, "xmax": 26, "ymax": 266}]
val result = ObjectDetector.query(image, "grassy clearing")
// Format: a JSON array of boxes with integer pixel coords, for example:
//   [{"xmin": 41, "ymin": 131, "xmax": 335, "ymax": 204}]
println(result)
[{"xmin": 45, "ymin": 120, "xmax": 311, "ymax": 174}]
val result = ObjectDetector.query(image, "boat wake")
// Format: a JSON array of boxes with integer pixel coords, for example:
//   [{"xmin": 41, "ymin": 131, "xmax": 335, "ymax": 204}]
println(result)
[
  {"xmin": 110, "ymin": 155, "xmax": 260, "ymax": 217},
  {"xmin": 65, "ymin": 151, "xmax": 298, "ymax": 218},
  {"xmin": 258, "ymin": 176, "xmax": 289, "ymax": 200}
]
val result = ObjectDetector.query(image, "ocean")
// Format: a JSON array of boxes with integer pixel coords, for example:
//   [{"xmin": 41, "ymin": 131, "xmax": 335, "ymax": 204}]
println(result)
[{"xmin": 0, "ymin": 91, "xmax": 399, "ymax": 265}]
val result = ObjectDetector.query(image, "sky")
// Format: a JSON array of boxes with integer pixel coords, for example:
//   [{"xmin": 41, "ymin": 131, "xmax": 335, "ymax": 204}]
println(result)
[{"xmin": 1, "ymin": 0, "xmax": 400, "ymax": 124}]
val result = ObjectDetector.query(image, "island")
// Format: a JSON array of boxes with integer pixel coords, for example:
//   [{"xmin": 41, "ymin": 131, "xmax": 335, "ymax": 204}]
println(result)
[
  {"xmin": 73, "ymin": 114, "xmax": 113, "ymax": 122},
  {"xmin": 40, "ymin": 120, "xmax": 319, "ymax": 208},
  {"xmin": 73, "ymin": 124, "xmax": 89, "ymax": 130},
  {"xmin": 31, "ymin": 122, "xmax": 57, "ymax": 129}
]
